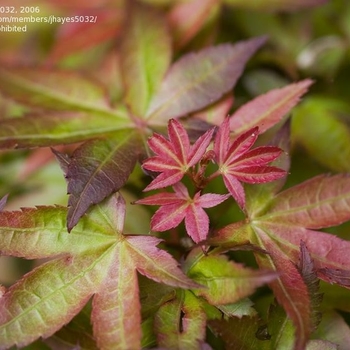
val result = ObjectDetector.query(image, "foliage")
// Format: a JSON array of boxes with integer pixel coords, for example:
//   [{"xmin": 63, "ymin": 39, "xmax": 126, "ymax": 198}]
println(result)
[{"xmin": 1, "ymin": 0, "xmax": 350, "ymax": 349}]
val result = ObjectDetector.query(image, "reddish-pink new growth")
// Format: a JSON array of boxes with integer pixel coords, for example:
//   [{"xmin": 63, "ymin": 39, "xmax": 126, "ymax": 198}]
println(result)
[
  {"xmin": 136, "ymin": 183, "xmax": 229, "ymax": 243},
  {"xmin": 213, "ymin": 118, "xmax": 286, "ymax": 209},
  {"xmin": 142, "ymin": 119, "xmax": 215, "ymax": 191}
]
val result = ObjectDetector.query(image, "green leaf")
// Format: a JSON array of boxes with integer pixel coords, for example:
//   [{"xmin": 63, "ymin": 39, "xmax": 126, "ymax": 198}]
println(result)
[
  {"xmin": 292, "ymin": 97, "xmax": 350, "ymax": 172},
  {"xmin": 120, "ymin": 2, "xmax": 171, "ymax": 117},
  {"xmin": 266, "ymin": 303, "xmax": 296, "ymax": 350},
  {"xmin": 146, "ymin": 36, "xmax": 266, "ymax": 122},
  {"xmin": 0, "ymin": 68, "xmax": 113, "ymax": 113},
  {"xmin": 0, "ymin": 194, "xmax": 198, "ymax": 348},
  {"xmin": 0, "ymin": 248, "xmax": 113, "ymax": 349},
  {"xmin": 66, "ymin": 129, "xmax": 142, "ymax": 231},
  {"xmin": 217, "ymin": 298, "xmax": 257, "ymax": 318},
  {"xmin": 154, "ymin": 290, "xmax": 207, "ymax": 349},
  {"xmin": 0, "ymin": 109, "xmax": 131, "ymax": 148},
  {"xmin": 187, "ymin": 250, "xmax": 277, "ymax": 305}
]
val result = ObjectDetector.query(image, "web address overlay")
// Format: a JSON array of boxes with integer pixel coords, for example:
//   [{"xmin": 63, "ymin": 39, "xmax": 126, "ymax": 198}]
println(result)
[{"xmin": 0, "ymin": 15, "xmax": 97, "ymax": 32}]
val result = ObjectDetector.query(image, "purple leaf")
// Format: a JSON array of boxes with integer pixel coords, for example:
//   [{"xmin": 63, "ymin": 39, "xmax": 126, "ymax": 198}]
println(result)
[
  {"xmin": 146, "ymin": 37, "xmax": 266, "ymax": 122},
  {"xmin": 0, "ymin": 195, "xmax": 8, "ymax": 212},
  {"xmin": 66, "ymin": 130, "xmax": 141, "ymax": 231}
]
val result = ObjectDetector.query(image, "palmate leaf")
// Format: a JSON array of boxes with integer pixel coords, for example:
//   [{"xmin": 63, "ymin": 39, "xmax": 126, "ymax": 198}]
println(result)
[
  {"xmin": 146, "ymin": 36, "xmax": 266, "ymax": 122},
  {"xmin": 210, "ymin": 174, "xmax": 350, "ymax": 349},
  {"xmin": 0, "ymin": 194, "xmax": 198, "ymax": 349},
  {"xmin": 120, "ymin": 2, "xmax": 171, "ymax": 117}
]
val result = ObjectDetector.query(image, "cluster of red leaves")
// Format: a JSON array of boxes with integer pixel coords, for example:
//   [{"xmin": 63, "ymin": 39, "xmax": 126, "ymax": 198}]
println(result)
[{"xmin": 137, "ymin": 118, "xmax": 286, "ymax": 242}]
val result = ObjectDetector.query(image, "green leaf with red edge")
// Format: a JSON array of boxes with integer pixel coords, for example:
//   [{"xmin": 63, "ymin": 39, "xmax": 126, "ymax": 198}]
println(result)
[
  {"xmin": 251, "ymin": 226, "xmax": 312, "ymax": 350},
  {"xmin": 47, "ymin": 9, "xmax": 123, "ymax": 64},
  {"xmin": 154, "ymin": 289, "xmax": 207, "ymax": 349},
  {"xmin": 120, "ymin": 2, "xmax": 171, "ymax": 117},
  {"xmin": 146, "ymin": 36, "xmax": 266, "ymax": 122},
  {"xmin": 223, "ymin": 0, "xmax": 328, "ymax": 12},
  {"xmin": 262, "ymin": 174, "xmax": 350, "ymax": 228},
  {"xmin": 65, "ymin": 129, "xmax": 142, "ymax": 231},
  {"xmin": 185, "ymin": 248, "xmax": 278, "ymax": 305},
  {"xmin": 168, "ymin": 0, "xmax": 220, "ymax": 49},
  {"xmin": 0, "ymin": 68, "xmax": 112, "ymax": 113},
  {"xmin": 210, "ymin": 174, "xmax": 350, "ymax": 348},
  {"xmin": 0, "ymin": 109, "xmax": 132, "ymax": 149},
  {"xmin": 229, "ymin": 80, "xmax": 313, "ymax": 135},
  {"xmin": 0, "ymin": 193, "xmax": 199, "ymax": 349}
]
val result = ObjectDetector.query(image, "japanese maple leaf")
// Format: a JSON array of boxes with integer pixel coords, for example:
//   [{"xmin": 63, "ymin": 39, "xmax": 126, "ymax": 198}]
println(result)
[
  {"xmin": 208, "ymin": 174, "xmax": 350, "ymax": 350},
  {"xmin": 214, "ymin": 118, "xmax": 286, "ymax": 209},
  {"xmin": 0, "ymin": 194, "xmax": 199, "ymax": 349},
  {"xmin": 136, "ymin": 182, "xmax": 229, "ymax": 243},
  {"xmin": 142, "ymin": 119, "xmax": 215, "ymax": 191}
]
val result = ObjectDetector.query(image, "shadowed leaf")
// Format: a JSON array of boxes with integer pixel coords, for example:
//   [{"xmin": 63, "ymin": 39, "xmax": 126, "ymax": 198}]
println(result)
[
  {"xmin": 66, "ymin": 130, "xmax": 141, "ymax": 231},
  {"xmin": 209, "ymin": 316, "xmax": 269, "ymax": 350}
]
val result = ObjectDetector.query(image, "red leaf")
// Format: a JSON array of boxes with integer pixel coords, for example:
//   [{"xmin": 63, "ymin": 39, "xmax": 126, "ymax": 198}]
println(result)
[
  {"xmin": 214, "ymin": 118, "xmax": 286, "ymax": 208},
  {"xmin": 143, "ymin": 119, "xmax": 214, "ymax": 191},
  {"xmin": 138, "ymin": 183, "xmax": 228, "ymax": 243}
]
